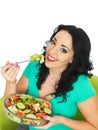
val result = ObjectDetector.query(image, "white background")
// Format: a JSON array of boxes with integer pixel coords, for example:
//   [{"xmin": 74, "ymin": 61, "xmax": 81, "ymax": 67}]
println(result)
[{"xmin": 0, "ymin": 0, "xmax": 98, "ymax": 98}]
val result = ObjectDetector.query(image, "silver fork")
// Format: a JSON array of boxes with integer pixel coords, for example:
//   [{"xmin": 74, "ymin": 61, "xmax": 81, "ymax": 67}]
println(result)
[{"xmin": 0, "ymin": 59, "xmax": 30, "ymax": 68}]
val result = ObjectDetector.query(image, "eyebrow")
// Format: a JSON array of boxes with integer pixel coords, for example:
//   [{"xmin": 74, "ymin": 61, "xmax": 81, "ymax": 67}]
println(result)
[
  {"xmin": 61, "ymin": 44, "xmax": 69, "ymax": 51},
  {"xmin": 53, "ymin": 37, "xmax": 57, "ymax": 42},
  {"xmin": 53, "ymin": 37, "xmax": 70, "ymax": 51}
]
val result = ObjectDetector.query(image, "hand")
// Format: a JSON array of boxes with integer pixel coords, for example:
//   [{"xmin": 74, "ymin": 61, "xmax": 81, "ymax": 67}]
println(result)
[
  {"xmin": 34, "ymin": 115, "xmax": 62, "ymax": 129},
  {"xmin": 1, "ymin": 61, "xmax": 20, "ymax": 83}
]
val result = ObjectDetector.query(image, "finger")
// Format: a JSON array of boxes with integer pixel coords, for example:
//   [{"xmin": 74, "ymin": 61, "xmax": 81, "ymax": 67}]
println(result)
[
  {"xmin": 34, "ymin": 120, "xmax": 54, "ymax": 129},
  {"xmin": 6, "ymin": 66, "xmax": 19, "ymax": 82},
  {"xmin": 7, "ymin": 67, "xmax": 19, "ymax": 78},
  {"xmin": 1, "ymin": 62, "xmax": 13, "ymax": 74},
  {"xmin": 6, "ymin": 61, "xmax": 11, "ymax": 65},
  {"xmin": 43, "ymin": 115, "xmax": 55, "ymax": 123},
  {"xmin": 1, "ymin": 64, "xmax": 19, "ymax": 83}
]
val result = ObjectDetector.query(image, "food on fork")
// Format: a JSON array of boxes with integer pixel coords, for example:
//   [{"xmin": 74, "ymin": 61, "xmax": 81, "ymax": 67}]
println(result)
[
  {"xmin": 0, "ymin": 54, "xmax": 44, "ymax": 68},
  {"xmin": 30, "ymin": 54, "xmax": 44, "ymax": 64}
]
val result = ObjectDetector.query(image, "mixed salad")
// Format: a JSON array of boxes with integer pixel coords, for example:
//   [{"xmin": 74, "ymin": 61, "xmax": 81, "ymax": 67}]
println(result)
[
  {"xmin": 4, "ymin": 94, "xmax": 52, "ymax": 126},
  {"xmin": 30, "ymin": 54, "xmax": 44, "ymax": 64}
]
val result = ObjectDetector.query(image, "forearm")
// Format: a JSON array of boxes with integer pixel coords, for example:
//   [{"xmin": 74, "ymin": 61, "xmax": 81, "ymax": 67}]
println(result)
[
  {"xmin": 59, "ymin": 116, "xmax": 97, "ymax": 130},
  {"xmin": 4, "ymin": 81, "xmax": 16, "ymax": 98}
]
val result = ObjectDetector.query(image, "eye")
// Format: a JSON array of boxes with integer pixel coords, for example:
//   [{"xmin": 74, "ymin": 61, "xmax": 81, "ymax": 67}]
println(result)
[
  {"xmin": 60, "ymin": 48, "xmax": 68, "ymax": 53},
  {"xmin": 50, "ymin": 39, "xmax": 55, "ymax": 45}
]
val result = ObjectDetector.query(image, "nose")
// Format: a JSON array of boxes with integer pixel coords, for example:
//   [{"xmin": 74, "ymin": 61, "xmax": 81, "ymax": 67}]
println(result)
[{"xmin": 49, "ymin": 46, "xmax": 58, "ymax": 55}]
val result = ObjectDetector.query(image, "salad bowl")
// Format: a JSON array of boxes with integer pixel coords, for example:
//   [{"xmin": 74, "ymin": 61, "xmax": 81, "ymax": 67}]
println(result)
[{"xmin": 4, "ymin": 94, "xmax": 52, "ymax": 126}]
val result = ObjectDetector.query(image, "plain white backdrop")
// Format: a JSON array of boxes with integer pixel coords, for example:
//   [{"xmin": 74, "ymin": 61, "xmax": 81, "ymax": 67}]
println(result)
[{"xmin": 0, "ymin": 0, "xmax": 98, "ymax": 97}]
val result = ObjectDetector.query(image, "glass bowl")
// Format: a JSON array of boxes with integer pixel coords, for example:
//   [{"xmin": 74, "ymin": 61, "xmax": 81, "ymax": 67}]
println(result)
[{"xmin": 4, "ymin": 94, "xmax": 52, "ymax": 126}]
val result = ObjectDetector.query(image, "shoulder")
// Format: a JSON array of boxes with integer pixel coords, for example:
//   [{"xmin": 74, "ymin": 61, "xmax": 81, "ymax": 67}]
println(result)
[
  {"xmin": 73, "ymin": 75, "xmax": 92, "ymax": 89},
  {"xmin": 74, "ymin": 75, "xmax": 89, "ymax": 84},
  {"xmin": 23, "ymin": 61, "xmax": 41, "ymax": 78},
  {"xmin": 72, "ymin": 75, "xmax": 96, "ymax": 103}
]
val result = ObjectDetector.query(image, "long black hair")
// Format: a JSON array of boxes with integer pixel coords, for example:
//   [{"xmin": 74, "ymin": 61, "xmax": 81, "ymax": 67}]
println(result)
[{"xmin": 37, "ymin": 24, "xmax": 93, "ymax": 100}]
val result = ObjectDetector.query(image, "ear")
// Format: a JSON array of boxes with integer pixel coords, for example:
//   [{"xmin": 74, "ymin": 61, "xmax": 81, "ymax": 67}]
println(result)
[
  {"xmin": 69, "ymin": 61, "xmax": 72, "ymax": 64},
  {"xmin": 69, "ymin": 57, "xmax": 74, "ymax": 64}
]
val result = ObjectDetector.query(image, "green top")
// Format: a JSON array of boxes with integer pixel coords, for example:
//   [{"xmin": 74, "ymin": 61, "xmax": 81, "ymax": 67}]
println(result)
[{"xmin": 23, "ymin": 61, "xmax": 96, "ymax": 130}]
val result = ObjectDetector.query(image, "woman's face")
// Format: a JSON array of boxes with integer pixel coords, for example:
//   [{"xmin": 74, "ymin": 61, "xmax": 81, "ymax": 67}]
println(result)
[{"xmin": 45, "ymin": 30, "xmax": 74, "ymax": 72}]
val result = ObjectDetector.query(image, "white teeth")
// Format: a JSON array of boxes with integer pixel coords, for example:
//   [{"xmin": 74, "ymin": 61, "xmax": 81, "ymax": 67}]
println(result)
[{"xmin": 48, "ymin": 55, "xmax": 56, "ymax": 61}]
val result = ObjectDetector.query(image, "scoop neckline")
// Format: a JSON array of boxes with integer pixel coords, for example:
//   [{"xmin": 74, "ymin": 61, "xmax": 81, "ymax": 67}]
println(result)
[{"xmin": 36, "ymin": 87, "xmax": 56, "ymax": 102}]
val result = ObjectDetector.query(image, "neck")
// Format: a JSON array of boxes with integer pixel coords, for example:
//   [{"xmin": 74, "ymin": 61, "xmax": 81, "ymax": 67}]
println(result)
[
  {"xmin": 50, "ymin": 67, "xmax": 64, "ymax": 75},
  {"xmin": 49, "ymin": 68, "xmax": 63, "ymax": 80}
]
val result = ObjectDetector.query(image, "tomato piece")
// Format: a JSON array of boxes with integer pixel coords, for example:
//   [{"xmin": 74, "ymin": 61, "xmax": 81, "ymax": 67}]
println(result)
[
  {"xmin": 36, "ymin": 113, "xmax": 46, "ymax": 118},
  {"xmin": 11, "ymin": 95, "xmax": 19, "ymax": 101},
  {"xmin": 43, "ymin": 101, "xmax": 51, "ymax": 109},
  {"xmin": 6, "ymin": 100, "xmax": 12, "ymax": 107},
  {"xmin": 16, "ymin": 110, "xmax": 26, "ymax": 117}
]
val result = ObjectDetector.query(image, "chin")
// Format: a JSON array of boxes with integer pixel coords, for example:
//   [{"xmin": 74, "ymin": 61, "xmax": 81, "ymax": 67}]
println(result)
[
  {"xmin": 45, "ymin": 61, "xmax": 53, "ymax": 68},
  {"xmin": 45, "ymin": 62, "xmax": 58, "ymax": 70},
  {"xmin": 45, "ymin": 62, "xmax": 50, "ymax": 68}
]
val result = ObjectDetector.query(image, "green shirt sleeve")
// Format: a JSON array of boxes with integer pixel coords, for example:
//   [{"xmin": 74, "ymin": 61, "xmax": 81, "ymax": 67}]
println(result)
[
  {"xmin": 22, "ymin": 61, "xmax": 40, "ymax": 97},
  {"xmin": 23, "ymin": 61, "xmax": 39, "ymax": 78},
  {"xmin": 73, "ymin": 75, "xmax": 96, "ymax": 103}
]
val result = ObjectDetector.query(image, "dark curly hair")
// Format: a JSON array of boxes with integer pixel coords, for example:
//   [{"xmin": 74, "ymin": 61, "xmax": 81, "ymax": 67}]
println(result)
[{"xmin": 37, "ymin": 24, "xmax": 93, "ymax": 100}]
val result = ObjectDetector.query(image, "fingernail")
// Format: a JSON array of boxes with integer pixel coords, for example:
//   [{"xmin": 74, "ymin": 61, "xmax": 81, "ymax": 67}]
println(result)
[
  {"xmin": 10, "ymin": 63, "xmax": 14, "ymax": 66},
  {"xmin": 17, "ymin": 64, "xmax": 20, "ymax": 69},
  {"xmin": 42, "ymin": 115, "xmax": 47, "ymax": 119}
]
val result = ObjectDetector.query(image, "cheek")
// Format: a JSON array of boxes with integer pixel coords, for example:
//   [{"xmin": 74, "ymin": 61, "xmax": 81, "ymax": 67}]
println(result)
[
  {"xmin": 59, "ymin": 55, "xmax": 72, "ymax": 64},
  {"xmin": 59, "ymin": 55, "xmax": 67, "ymax": 61}
]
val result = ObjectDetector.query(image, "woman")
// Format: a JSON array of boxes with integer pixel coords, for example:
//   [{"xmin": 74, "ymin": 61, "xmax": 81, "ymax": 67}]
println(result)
[{"xmin": 1, "ymin": 24, "xmax": 98, "ymax": 130}]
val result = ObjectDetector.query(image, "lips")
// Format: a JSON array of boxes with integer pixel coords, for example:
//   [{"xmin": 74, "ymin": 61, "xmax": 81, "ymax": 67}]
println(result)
[{"xmin": 47, "ymin": 55, "xmax": 57, "ymax": 62}]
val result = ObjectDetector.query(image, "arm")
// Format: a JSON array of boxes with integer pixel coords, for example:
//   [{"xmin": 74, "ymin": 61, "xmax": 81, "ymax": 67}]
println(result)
[
  {"xmin": 36, "ymin": 96, "xmax": 98, "ymax": 130},
  {"xmin": 60, "ymin": 96, "xmax": 98, "ymax": 130}
]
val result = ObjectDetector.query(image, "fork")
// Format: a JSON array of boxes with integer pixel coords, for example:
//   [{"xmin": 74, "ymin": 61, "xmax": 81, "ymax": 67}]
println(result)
[{"xmin": 0, "ymin": 59, "xmax": 30, "ymax": 68}]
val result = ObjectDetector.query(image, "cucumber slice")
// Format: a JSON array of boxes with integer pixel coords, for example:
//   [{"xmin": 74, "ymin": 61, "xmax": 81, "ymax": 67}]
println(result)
[
  {"xmin": 44, "ymin": 107, "xmax": 51, "ymax": 115},
  {"xmin": 23, "ymin": 109, "xmax": 31, "ymax": 114},
  {"xmin": 16, "ymin": 102, "xmax": 25, "ymax": 110},
  {"xmin": 26, "ymin": 113, "xmax": 36, "ymax": 119},
  {"xmin": 20, "ymin": 95, "xmax": 28, "ymax": 100}
]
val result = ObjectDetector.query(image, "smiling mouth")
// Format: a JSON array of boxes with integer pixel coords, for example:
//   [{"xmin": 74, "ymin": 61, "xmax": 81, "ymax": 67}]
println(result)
[{"xmin": 47, "ymin": 55, "xmax": 57, "ymax": 62}]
